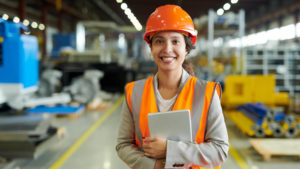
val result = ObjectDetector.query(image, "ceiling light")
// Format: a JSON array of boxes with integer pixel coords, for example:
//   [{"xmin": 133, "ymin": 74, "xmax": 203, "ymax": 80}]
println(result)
[
  {"xmin": 38, "ymin": 23, "xmax": 45, "ymax": 30},
  {"xmin": 2, "ymin": 14, "xmax": 9, "ymax": 20},
  {"xmin": 31, "ymin": 22, "xmax": 38, "ymax": 28},
  {"xmin": 121, "ymin": 3, "xmax": 127, "ymax": 10},
  {"xmin": 13, "ymin": 16, "xmax": 20, "ymax": 23},
  {"xmin": 128, "ymin": 12, "xmax": 134, "ymax": 18},
  {"xmin": 125, "ymin": 8, "xmax": 131, "ymax": 15},
  {"xmin": 23, "ymin": 19, "xmax": 30, "ymax": 26},
  {"xmin": 217, "ymin": 8, "xmax": 224, "ymax": 15},
  {"xmin": 231, "ymin": 0, "xmax": 238, "ymax": 4},
  {"xmin": 118, "ymin": 2, "xmax": 142, "ymax": 31},
  {"xmin": 136, "ymin": 25, "xmax": 142, "ymax": 31},
  {"xmin": 223, "ymin": 3, "xmax": 231, "ymax": 10}
]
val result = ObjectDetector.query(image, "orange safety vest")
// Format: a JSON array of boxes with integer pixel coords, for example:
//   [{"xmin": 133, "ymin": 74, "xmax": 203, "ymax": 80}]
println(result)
[{"xmin": 125, "ymin": 76, "xmax": 222, "ymax": 169}]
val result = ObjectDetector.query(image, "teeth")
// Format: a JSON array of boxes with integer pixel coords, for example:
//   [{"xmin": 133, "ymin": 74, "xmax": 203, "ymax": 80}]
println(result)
[{"xmin": 162, "ymin": 57, "xmax": 174, "ymax": 61}]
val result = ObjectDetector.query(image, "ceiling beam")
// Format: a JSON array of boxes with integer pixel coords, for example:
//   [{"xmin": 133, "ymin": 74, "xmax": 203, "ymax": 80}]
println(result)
[
  {"xmin": 44, "ymin": 0, "xmax": 89, "ymax": 20},
  {"xmin": 93, "ymin": 0, "xmax": 126, "ymax": 25},
  {"xmin": 246, "ymin": 1, "xmax": 300, "ymax": 28}
]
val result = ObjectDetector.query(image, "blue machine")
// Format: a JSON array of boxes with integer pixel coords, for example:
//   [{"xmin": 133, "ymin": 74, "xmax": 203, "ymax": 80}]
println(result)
[
  {"xmin": 0, "ymin": 19, "xmax": 38, "ymax": 104},
  {"xmin": 51, "ymin": 33, "xmax": 75, "ymax": 59}
]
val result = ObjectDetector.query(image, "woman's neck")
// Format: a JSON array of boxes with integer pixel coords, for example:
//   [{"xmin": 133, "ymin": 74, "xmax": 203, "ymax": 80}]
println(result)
[{"xmin": 157, "ymin": 68, "xmax": 182, "ymax": 90}]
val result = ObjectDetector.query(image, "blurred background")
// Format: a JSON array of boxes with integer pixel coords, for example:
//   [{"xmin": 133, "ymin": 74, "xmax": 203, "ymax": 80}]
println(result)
[{"xmin": 0, "ymin": 0, "xmax": 300, "ymax": 169}]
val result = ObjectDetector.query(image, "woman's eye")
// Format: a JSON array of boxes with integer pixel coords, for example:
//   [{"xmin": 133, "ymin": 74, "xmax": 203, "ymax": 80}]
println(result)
[
  {"xmin": 173, "ymin": 40, "xmax": 180, "ymax": 44},
  {"xmin": 155, "ymin": 39, "xmax": 163, "ymax": 44}
]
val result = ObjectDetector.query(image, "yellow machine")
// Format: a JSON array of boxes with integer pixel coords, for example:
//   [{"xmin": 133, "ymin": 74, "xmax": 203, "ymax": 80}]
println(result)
[{"xmin": 222, "ymin": 75, "xmax": 289, "ymax": 109}]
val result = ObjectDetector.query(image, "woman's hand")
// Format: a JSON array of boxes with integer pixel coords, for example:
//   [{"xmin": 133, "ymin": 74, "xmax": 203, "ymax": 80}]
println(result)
[{"xmin": 143, "ymin": 137, "xmax": 167, "ymax": 159}]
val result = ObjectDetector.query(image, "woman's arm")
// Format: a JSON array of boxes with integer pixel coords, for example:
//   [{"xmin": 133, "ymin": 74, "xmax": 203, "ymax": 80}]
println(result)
[
  {"xmin": 116, "ymin": 101, "xmax": 157, "ymax": 169},
  {"xmin": 165, "ymin": 92, "xmax": 229, "ymax": 168}
]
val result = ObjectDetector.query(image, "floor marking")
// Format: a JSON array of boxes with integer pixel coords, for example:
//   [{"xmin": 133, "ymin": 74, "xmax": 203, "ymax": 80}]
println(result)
[
  {"xmin": 229, "ymin": 144, "xmax": 250, "ymax": 169},
  {"xmin": 49, "ymin": 96, "xmax": 124, "ymax": 169}
]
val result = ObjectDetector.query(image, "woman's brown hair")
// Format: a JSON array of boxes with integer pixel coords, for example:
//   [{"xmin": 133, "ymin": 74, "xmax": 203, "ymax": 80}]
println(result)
[
  {"xmin": 182, "ymin": 59, "xmax": 195, "ymax": 76},
  {"xmin": 183, "ymin": 36, "xmax": 195, "ymax": 76}
]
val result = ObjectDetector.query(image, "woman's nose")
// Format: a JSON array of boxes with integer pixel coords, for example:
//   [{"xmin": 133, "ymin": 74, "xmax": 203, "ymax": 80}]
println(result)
[{"xmin": 163, "ymin": 41, "xmax": 172, "ymax": 53}]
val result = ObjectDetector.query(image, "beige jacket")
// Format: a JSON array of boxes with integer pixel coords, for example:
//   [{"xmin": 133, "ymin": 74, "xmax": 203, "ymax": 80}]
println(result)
[{"xmin": 116, "ymin": 70, "xmax": 228, "ymax": 169}]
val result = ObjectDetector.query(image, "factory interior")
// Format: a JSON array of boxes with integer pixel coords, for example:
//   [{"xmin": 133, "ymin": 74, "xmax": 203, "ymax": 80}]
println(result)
[{"xmin": 0, "ymin": 0, "xmax": 300, "ymax": 169}]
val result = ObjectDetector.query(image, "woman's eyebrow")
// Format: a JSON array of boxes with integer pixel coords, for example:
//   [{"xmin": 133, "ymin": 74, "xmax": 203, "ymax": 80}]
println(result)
[
  {"xmin": 170, "ymin": 35, "xmax": 183, "ymax": 38},
  {"xmin": 153, "ymin": 35, "xmax": 182, "ymax": 40},
  {"xmin": 153, "ymin": 36, "xmax": 164, "ymax": 40}
]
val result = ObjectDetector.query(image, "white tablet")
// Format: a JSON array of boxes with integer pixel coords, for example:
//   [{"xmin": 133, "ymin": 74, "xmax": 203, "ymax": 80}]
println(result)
[{"xmin": 147, "ymin": 109, "xmax": 192, "ymax": 142}]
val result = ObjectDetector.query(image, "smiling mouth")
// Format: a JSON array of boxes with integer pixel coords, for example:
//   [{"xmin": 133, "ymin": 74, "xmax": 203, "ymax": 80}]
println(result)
[{"xmin": 160, "ymin": 57, "xmax": 176, "ymax": 62}]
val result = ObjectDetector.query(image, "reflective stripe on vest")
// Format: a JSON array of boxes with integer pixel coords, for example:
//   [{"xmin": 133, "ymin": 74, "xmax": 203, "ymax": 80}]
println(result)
[{"xmin": 125, "ymin": 76, "xmax": 222, "ymax": 168}]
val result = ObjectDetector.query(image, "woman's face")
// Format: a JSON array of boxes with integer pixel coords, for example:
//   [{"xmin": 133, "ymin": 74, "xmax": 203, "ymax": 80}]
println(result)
[{"xmin": 151, "ymin": 31, "xmax": 187, "ymax": 72}]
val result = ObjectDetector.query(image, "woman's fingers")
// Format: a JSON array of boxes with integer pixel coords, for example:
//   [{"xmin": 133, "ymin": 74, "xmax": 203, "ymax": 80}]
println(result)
[
  {"xmin": 143, "ymin": 137, "xmax": 156, "ymax": 143},
  {"xmin": 142, "ymin": 137, "xmax": 167, "ymax": 159}
]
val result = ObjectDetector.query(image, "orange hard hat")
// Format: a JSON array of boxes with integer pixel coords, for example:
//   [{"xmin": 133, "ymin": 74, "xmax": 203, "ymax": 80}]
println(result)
[{"xmin": 144, "ymin": 4, "xmax": 197, "ymax": 45}]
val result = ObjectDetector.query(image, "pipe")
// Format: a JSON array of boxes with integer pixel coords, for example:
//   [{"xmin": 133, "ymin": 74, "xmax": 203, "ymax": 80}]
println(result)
[
  {"xmin": 253, "ymin": 125, "xmax": 266, "ymax": 138},
  {"xmin": 268, "ymin": 122, "xmax": 283, "ymax": 137},
  {"xmin": 285, "ymin": 126, "xmax": 297, "ymax": 138}
]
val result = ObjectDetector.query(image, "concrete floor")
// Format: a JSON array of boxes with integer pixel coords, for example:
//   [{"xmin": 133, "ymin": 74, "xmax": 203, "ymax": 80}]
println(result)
[{"xmin": 3, "ymin": 96, "xmax": 300, "ymax": 169}]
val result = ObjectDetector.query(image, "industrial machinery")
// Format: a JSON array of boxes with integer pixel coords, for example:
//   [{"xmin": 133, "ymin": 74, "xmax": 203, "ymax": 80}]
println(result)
[
  {"xmin": 0, "ymin": 114, "xmax": 61, "ymax": 159},
  {"xmin": 0, "ymin": 20, "xmax": 66, "ymax": 161},
  {"xmin": 222, "ymin": 75, "xmax": 290, "ymax": 109},
  {"xmin": 0, "ymin": 19, "xmax": 70, "ymax": 110},
  {"xmin": 37, "ymin": 69, "xmax": 63, "ymax": 97},
  {"xmin": 0, "ymin": 19, "xmax": 38, "ymax": 105},
  {"xmin": 51, "ymin": 33, "xmax": 76, "ymax": 59},
  {"xmin": 227, "ymin": 103, "xmax": 300, "ymax": 138},
  {"xmin": 223, "ymin": 75, "xmax": 300, "ymax": 138},
  {"xmin": 51, "ymin": 21, "xmax": 137, "ymax": 93},
  {"xmin": 37, "ymin": 68, "xmax": 105, "ymax": 104},
  {"xmin": 64, "ymin": 69, "xmax": 103, "ymax": 104}
]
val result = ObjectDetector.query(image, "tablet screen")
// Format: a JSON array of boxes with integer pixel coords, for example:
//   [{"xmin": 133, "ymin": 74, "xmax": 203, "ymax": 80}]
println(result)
[{"xmin": 147, "ymin": 109, "xmax": 192, "ymax": 142}]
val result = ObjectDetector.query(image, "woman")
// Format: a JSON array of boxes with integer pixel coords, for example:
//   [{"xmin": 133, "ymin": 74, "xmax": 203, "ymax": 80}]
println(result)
[{"xmin": 116, "ymin": 4, "xmax": 228, "ymax": 169}]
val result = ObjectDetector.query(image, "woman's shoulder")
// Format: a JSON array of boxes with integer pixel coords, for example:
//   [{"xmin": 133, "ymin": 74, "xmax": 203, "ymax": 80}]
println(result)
[
  {"xmin": 193, "ymin": 77, "xmax": 221, "ymax": 90},
  {"xmin": 192, "ymin": 77, "xmax": 207, "ymax": 86},
  {"xmin": 192, "ymin": 77, "xmax": 220, "ymax": 85},
  {"xmin": 125, "ymin": 78, "xmax": 149, "ymax": 88}
]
